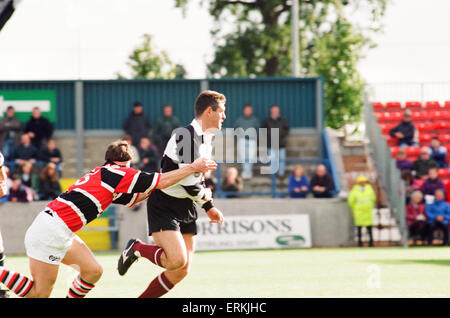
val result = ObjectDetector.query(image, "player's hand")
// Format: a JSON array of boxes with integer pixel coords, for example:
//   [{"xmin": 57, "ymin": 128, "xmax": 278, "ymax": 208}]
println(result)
[
  {"xmin": 191, "ymin": 157, "xmax": 217, "ymax": 173},
  {"xmin": 206, "ymin": 207, "xmax": 224, "ymax": 226}
]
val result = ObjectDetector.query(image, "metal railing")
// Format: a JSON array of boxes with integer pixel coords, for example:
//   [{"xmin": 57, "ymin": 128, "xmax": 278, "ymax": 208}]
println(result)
[{"xmin": 363, "ymin": 92, "xmax": 408, "ymax": 247}]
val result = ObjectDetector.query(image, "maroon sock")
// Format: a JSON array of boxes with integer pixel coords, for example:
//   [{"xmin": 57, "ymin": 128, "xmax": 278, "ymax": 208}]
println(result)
[
  {"xmin": 139, "ymin": 272, "xmax": 174, "ymax": 298},
  {"xmin": 133, "ymin": 241, "xmax": 164, "ymax": 268}
]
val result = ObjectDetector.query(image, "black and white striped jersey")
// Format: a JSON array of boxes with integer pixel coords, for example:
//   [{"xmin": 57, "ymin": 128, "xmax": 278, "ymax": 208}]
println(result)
[{"xmin": 159, "ymin": 119, "xmax": 214, "ymax": 211}]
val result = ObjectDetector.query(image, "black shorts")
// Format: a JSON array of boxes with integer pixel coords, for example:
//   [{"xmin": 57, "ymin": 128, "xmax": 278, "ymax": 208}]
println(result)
[{"xmin": 146, "ymin": 189, "xmax": 198, "ymax": 235}]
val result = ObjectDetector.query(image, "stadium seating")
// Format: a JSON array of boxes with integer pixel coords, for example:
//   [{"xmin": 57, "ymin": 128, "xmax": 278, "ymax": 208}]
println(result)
[
  {"xmin": 405, "ymin": 101, "xmax": 422, "ymax": 110},
  {"xmin": 385, "ymin": 101, "xmax": 402, "ymax": 111},
  {"xmin": 416, "ymin": 122, "xmax": 433, "ymax": 132},
  {"xmin": 438, "ymin": 168, "xmax": 450, "ymax": 178},
  {"xmin": 418, "ymin": 133, "xmax": 433, "ymax": 144},
  {"xmin": 424, "ymin": 101, "xmax": 441, "ymax": 109}
]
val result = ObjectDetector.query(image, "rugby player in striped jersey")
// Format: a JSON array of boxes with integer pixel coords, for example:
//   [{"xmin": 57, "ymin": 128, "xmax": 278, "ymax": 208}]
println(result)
[{"xmin": 0, "ymin": 140, "xmax": 216, "ymax": 298}]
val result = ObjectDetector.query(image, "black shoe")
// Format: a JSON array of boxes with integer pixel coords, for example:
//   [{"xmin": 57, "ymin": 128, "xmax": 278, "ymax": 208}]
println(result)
[
  {"xmin": 117, "ymin": 238, "xmax": 141, "ymax": 276},
  {"xmin": 0, "ymin": 289, "xmax": 9, "ymax": 298}
]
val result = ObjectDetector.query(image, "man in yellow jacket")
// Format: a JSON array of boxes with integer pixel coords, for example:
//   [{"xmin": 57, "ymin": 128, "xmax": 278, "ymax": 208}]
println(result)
[{"xmin": 348, "ymin": 175, "xmax": 376, "ymax": 247}]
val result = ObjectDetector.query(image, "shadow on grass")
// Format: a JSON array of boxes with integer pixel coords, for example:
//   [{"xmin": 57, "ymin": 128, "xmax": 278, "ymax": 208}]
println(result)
[{"xmin": 362, "ymin": 259, "xmax": 450, "ymax": 267}]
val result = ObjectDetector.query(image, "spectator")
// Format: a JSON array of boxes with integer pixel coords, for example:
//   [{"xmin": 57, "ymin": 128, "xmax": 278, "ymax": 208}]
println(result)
[
  {"xmin": 17, "ymin": 161, "xmax": 39, "ymax": 196},
  {"xmin": 288, "ymin": 164, "xmax": 310, "ymax": 198},
  {"xmin": 310, "ymin": 164, "xmax": 334, "ymax": 198},
  {"xmin": 425, "ymin": 188, "xmax": 449, "ymax": 246},
  {"xmin": 406, "ymin": 190, "xmax": 427, "ymax": 245},
  {"xmin": 412, "ymin": 147, "xmax": 438, "ymax": 179},
  {"xmin": 122, "ymin": 135, "xmax": 140, "ymax": 168},
  {"xmin": 204, "ymin": 170, "xmax": 216, "ymax": 195},
  {"xmin": 137, "ymin": 137, "xmax": 160, "ymax": 173},
  {"xmin": 24, "ymin": 107, "xmax": 54, "ymax": 150},
  {"xmin": 348, "ymin": 175, "xmax": 375, "ymax": 247},
  {"xmin": 261, "ymin": 104, "xmax": 290, "ymax": 178},
  {"xmin": 420, "ymin": 167, "xmax": 445, "ymax": 202},
  {"xmin": 0, "ymin": 166, "xmax": 12, "ymax": 204},
  {"xmin": 429, "ymin": 136, "xmax": 448, "ymax": 168},
  {"xmin": 221, "ymin": 167, "xmax": 243, "ymax": 198},
  {"xmin": 38, "ymin": 163, "xmax": 61, "ymax": 201},
  {"xmin": 8, "ymin": 175, "xmax": 33, "ymax": 202},
  {"xmin": 0, "ymin": 106, "xmax": 22, "ymax": 160},
  {"xmin": 153, "ymin": 104, "xmax": 181, "ymax": 152},
  {"xmin": 11, "ymin": 134, "xmax": 38, "ymax": 169},
  {"xmin": 396, "ymin": 148, "xmax": 413, "ymax": 172},
  {"xmin": 38, "ymin": 138, "xmax": 63, "ymax": 173},
  {"xmin": 401, "ymin": 170, "xmax": 420, "ymax": 204},
  {"xmin": 389, "ymin": 110, "xmax": 417, "ymax": 146},
  {"xmin": 123, "ymin": 101, "xmax": 151, "ymax": 147},
  {"xmin": 234, "ymin": 104, "xmax": 260, "ymax": 180}
]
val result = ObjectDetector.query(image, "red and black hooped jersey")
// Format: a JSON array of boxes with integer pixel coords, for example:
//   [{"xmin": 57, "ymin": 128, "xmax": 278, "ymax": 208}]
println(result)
[{"xmin": 46, "ymin": 163, "xmax": 160, "ymax": 232}]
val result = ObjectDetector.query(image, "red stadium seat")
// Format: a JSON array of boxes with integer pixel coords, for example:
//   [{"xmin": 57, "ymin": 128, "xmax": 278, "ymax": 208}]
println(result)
[
  {"xmin": 445, "ymin": 145, "xmax": 450, "ymax": 153},
  {"xmin": 404, "ymin": 146, "xmax": 420, "ymax": 157},
  {"xmin": 390, "ymin": 146, "xmax": 400, "ymax": 156},
  {"xmin": 429, "ymin": 110, "xmax": 450, "ymax": 121},
  {"xmin": 424, "ymin": 101, "xmax": 441, "ymax": 109},
  {"xmin": 405, "ymin": 101, "xmax": 422, "ymax": 109},
  {"xmin": 379, "ymin": 123, "xmax": 396, "ymax": 135},
  {"xmin": 444, "ymin": 101, "xmax": 450, "ymax": 109},
  {"xmin": 389, "ymin": 111, "xmax": 403, "ymax": 121},
  {"xmin": 434, "ymin": 122, "xmax": 450, "ymax": 131},
  {"xmin": 385, "ymin": 101, "xmax": 402, "ymax": 110},
  {"xmin": 438, "ymin": 133, "xmax": 450, "ymax": 144},
  {"xmin": 407, "ymin": 155, "xmax": 418, "ymax": 162},
  {"xmin": 438, "ymin": 168, "xmax": 450, "ymax": 178},
  {"xmin": 386, "ymin": 136, "xmax": 399, "ymax": 146},
  {"xmin": 416, "ymin": 122, "xmax": 434, "ymax": 132},
  {"xmin": 410, "ymin": 110, "xmax": 427, "ymax": 121},
  {"xmin": 416, "ymin": 178, "xmax": 425, "ymax": 188},
  {"xmin": 372, "ymin": 102, "xmax": 384, "ymax": 110},
  {"xmin": 419, "ymin": 133, "xmax": 433, "ymax": 144},
  {"xmin": 442, "ymin": 178, "xmax": 450, "ymax": 186}
]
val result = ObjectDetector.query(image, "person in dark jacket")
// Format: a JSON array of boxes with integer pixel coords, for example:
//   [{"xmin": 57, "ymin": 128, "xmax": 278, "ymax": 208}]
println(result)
[
  {"xmin": 122, "ymin": 101, "xmax": 151, "ymax": 147},
  {"xmin": 0, "ymin": 106, "xmax": 22, "ymax": 160},
  {"xmin": 153, "ymin": 104, "xmax": 181, "ymax": 153},
  {"xmin": 38, "ymin": 162, "xmax": 61, "ymax": 200},
  {"xmin": 420, "ymin": 167, "xmax": 445, "ymax": 199},
  {"xmin": 38, "ymin": 138, "xmax": 63, "ymax": 173},
  {"xmin": 425, "ymin": 188, "xmax": 449, "ymax": 246},
  {"xmin": 389, "ymin": 110, "xmax": 417, "ymax": 146},
  {"xmin": 288, "ymin": 164, "xmax": 310, "ymax": 198},
  {"xmin": 413, "ymin": 147, "xmax": 438, "ymax": 179},
  {"xmin": 396, "ymin": 148, "xmax": 413, "ymax": 172},
  {"xmin": 8, "ymin": 175, "xmax": 33, "ymax": 202},
  {"xmin": 310, "ymin": 164, "xmax": 334, "ymax": 198},
  {"xmin": 137, "ymin": 137, "xmax": 160, "ymax": 173},
  {"xmin": 261, "ymin": 104, "xmax": 290, "ymax": 177},
  {"xmin": 221, "ymin": 167, "xmax": 243, "ymax": 198},
  {"xmin": 12, "ymin": 134, "xmax": 38, "ymax": 171},
  {"xmin": 24, "ymin": 107, "xmax": 54, "ymax": 150},
  {"xmin": 429, "ymin": 136, "xmax": 448, "ymax": 168},
  {"xmin": 406, "ymin": 190, "xmax": 427, "ymax": 244}
]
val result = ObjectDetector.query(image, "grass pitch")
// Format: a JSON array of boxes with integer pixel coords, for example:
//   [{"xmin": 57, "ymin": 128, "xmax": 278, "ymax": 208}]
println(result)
[{"xmin": 4, "ymin": 247, "xmax": 449, "ymax": 298}]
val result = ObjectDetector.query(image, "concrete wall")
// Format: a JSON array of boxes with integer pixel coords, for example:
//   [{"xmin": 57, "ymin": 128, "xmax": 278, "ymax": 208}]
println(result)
[{"xmin": 0, "ymin": 198, "xmax": 354, "ymax": 255}]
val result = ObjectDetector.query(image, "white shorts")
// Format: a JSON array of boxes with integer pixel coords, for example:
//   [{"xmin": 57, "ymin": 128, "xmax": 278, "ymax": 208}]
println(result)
[{"xmin": 24, "ymin": 210, "xmax": 75, "ymax": 265}]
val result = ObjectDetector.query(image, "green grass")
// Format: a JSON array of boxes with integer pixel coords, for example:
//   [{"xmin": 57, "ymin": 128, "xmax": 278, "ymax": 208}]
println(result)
[{"xmin": 3, "ymin": 247, "xmax": 450, "ymax": 298}]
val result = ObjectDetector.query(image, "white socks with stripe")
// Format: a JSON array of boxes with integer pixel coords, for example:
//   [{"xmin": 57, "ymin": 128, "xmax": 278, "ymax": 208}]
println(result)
[
  {"xmin": 0, "ymin": 266, "xmax": 34, "ymax": 297},
  {"xmin": 67, "ymin": 274, "xmax": 95, "ymax": 298}
]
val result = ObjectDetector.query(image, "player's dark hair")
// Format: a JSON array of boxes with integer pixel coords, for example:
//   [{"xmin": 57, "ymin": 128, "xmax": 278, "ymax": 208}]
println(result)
[
  {"xmin": 105, "ymin": 140, "xmax": 132, "ymax": 162},
  {"xmin": 194, "ymin": 90, "xmax": 226, "ymax": 117}
]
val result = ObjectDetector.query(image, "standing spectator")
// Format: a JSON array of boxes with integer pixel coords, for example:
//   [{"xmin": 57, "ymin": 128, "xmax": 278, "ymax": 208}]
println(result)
[
  {"xmin": 310, "ymin": 164, "xmax": 334, "ymax": 198},
  {"xmin": 122, "ymin": 135, "xmax": 140, "ymax": 168},
  {"xmin": 412, "ymin": 147, "xmax": 438, "ymax": 179},
  {"xmin": 11, "ymin": 134, "xmax": 38, "ymax": 170},
  {"xmin": 204, "ymin": 170, "xmax": 216, "ymax": 196},
  {"xmin": 38, "ymin": 138, "xmax": 63, "ymax": 172},
  {"xmin": 8, "ymin": 175, "xmax": 33, "ymax": 202},
  {"xmin": 122, "ymin": 101, "xmax": 151, "ymax": 147},
  {"xmin": 429, "ymin": 136, "xmax": 448, "ymax": 168},
  {"xmin": 137, "ymin": 137, "xmax": 160, "ymax": 173},
  {"xmin": 348, "ymin": 175, "xmax": 375, "ymax": 247},
  {"xmin": 425, "ymin": 188, "xmax": 449, "ymax": 246},
  {"xmin": 222, "ymin": 167, "xmax": 243, "ymax": 198},
  {"xmin": 420, "ymin": 167, "xmax": 445, "ymax": 202},
  {"xmin": 288, "ymin": 164, "xmax": 310, "ymax": 198},
  {"xmin": 153, "ymin": 104, "xmax": 181, "ymax": 152},
  {"xmin": 234, "ymin": 104, "xmax": 260, "ymax": 179},
  {"xmin": 396, "ymin": 148, "xmax": 413, "ymax": 172},
  {"xmin": 261, "ymin": 104, "xmax": 290, "ymax": 178},
  {"xmin": 406, "ymin": 190, "xmax": 427, "ymax": 245},
  {"xmin": 38, "ymin": 162, "xmax": 61, "ymax": 200},
  {"xmin": 24, "ymin": 107, "xmax": 54, "ymax": 150},
  {"xmin": 0, "ymin": 106, "xmax": 22, "ymax": 160},
  {"xmin": 389, "ymin": 110, "xmax": 417, "ymax": 146}
]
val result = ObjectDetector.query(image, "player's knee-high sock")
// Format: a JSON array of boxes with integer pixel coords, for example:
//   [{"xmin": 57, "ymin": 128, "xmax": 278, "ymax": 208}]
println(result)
[
  {"xmin": 0, "ymin": 266, "xmax": 34, "ymax": 297},
  {"xmin": 133, "ymin": 241, "xmax": 165, "ymax": 268},
  {"xmin": 139, "ymin": 271, "xmax": 174, "ymax": 298},
  {"xmin": 67, "ymin": 274, "xmax": 95, "ymax": 298}
]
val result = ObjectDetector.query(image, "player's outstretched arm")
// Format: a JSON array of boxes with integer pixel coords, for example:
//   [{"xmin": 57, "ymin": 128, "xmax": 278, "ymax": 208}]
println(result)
[{"xmin": 156, "ymin": 157, "xmax": 217, "ymax": 190}]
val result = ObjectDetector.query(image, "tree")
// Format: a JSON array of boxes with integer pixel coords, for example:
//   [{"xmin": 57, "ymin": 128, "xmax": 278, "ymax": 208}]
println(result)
[
  {"xmin": 117, "ymin": 33, "xmax": 186, "ymax": 79},
  {"xmin": 174, "ymin": 0, "xmax": 388, "ymax": 129}
]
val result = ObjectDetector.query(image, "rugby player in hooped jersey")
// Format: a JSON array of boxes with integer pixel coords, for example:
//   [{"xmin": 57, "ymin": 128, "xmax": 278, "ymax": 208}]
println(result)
[
  {"xmin": 0, "ymin": 140, "xmax": 217, "ymax": 298},
  {"xmin": 118, "ymin": 90, "xmax": 226, "ymax": 298}
]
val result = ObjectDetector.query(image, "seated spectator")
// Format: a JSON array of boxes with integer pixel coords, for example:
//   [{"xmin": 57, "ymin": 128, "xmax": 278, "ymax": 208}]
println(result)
[
  {"xmin": 396, "ymin": 148, "xmax": 413, "ymax": 172},
  {"xmin": 310, "ymin": 164, "xmax": 334, "ymax": 198},
  {"xmin": 10, "ymin": 134, "xmax": 38, "ymax": 172},
  {"xmin": 406, "ymin": 190, "xmax": 427, "ymax": 245},
  {"xmin": 204, "ymin": 170, "xmax": 216, "ymax": 195},
  {"xmin": 8, "ymin": 175, "xmax": 33, "ymax": 202},
  {"xmin": 429, "ymin": 136, "xmax": 448, "ymax": 168},
  {"xmin": 17, "ymin": 161, "xmax": 39, "ymax": 197},
  {"xmin": 154, "ymin": 104, "xmax": 182, "ymax": 152},
  {"xmin": 420, "ymin": 167, "xmax": 445, "ymax": 202},
  {"xmin": 38, "ymin": 138, "xmax": 63, "ymax": 172},
  {"xmin": 138, "ymin": 137, "xmax": 160, "ymax": 173},
  {"xmin": 412, "ymin": 147, "xmax": 438, "ymax": 179},
  {"xmin": 0, "ymin": 166, "xmax": 12, "ymax": 204},
  {"xmin": 348, "ymin": 175, "xmax": 375, "ymax": 247},
  {"xmin": 122, "ymin": 135, "xmax": 140, "ymax": 168},
  {"xmin": 402, "ymin": 170, "xmax": 420, "ymax": 203},
  {"xmin": 288, "ymin": 164, "xmax": 310, "ymax": 198},
  {"xmin": 24, "ymin": 106, "xmax": 54, "ymax": 150},
  {"xmin": 222, "ymin": 167, "xmax": 243, "ymax": 198},
  {"xmin": 425, "ymin": 188, "xmax": 449, "ymax": 246},
  {"xmin": 38, "ymin": 163, "xmax": 61, "ymax": 200},
  {"xmin": 389, "ymin": 110, "xmax": 418, "ymax": 146}
]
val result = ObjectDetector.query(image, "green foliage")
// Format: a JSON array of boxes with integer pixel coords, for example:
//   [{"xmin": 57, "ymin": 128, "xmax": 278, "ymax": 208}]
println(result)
[
  {"xmin": 174, "ymin": 0, "xmax": 388, "ymax": 129},
  {"xmin": 117, "ymin": 34, "xmax": 184, "ymax": 79}
]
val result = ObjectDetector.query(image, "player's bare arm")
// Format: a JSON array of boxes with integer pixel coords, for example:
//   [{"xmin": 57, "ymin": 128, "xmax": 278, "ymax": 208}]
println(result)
[{"xmin": 206, "ymin": 207, "xmax": 224, "ymax": 226}]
